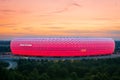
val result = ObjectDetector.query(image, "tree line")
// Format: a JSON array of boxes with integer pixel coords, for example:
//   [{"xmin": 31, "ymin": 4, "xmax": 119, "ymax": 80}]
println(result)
[{"xmin": 1, "ymin": 58, "xmax": 120, "ymax": 80}]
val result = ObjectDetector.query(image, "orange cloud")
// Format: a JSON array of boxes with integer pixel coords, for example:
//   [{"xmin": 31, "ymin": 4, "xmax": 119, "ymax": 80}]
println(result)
[{"xmin": 0, "ymin": 0, "xmax": 120, "ymax": 40}]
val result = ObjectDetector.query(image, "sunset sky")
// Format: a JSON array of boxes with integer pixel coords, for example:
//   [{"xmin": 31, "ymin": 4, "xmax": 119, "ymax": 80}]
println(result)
[{"xmin": 0, "ymin": 0, "xmax": 120, "ymax": 40}]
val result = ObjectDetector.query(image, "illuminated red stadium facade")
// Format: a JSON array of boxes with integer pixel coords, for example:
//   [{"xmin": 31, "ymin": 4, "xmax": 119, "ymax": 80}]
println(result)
[{"xmin": 10, "ymin": 38, "xmax": 115, "ymax": 57}]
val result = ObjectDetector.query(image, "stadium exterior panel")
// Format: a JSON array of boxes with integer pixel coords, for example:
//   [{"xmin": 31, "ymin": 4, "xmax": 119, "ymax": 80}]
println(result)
[{"xmin": 10, "ymin": 38, "xmax": 115, "ymax": 57}]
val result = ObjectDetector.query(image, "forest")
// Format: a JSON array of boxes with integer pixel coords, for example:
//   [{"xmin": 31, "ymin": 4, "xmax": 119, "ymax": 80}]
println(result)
[{"xmin": 0, "ymin": 58, "xmax": 120, "ymax": 80}]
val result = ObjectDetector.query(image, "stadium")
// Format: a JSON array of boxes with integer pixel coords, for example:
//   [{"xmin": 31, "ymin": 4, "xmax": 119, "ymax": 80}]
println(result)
[{"xmin": 0, "ymin": 38, "xmax": 120, "ymax": 57}]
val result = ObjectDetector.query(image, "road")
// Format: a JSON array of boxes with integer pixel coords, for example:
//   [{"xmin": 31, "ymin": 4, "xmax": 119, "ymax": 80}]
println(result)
[
  {"xmin": 5, "ymin": 60, "xmax": 17, "ymax": 70},
  {"xmin": 1, "ymin": 54, "xmax": 120, "ymax": 61}
]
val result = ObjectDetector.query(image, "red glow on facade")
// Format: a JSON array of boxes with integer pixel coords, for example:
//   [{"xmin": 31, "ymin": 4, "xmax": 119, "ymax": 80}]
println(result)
[{"xmin": 10, "ymin": 38, "xmax": 115, "ymax": 57}]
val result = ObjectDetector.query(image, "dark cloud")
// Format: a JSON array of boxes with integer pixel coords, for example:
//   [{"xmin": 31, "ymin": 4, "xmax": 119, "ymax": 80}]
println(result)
[
  {"xmin": 22, "ymin": 27, "xmax": 31, "ymax": 30},
  {"xmin": 14, "ymin": 32, "xmax": 26, "ymax": 35},
  {"xmin": 0, "ymin": 34, "xmax": 16, "ymax": 40},
  {"xmin": 0, "ymin": 9, "xmax": 30, "ymax": 15},
  {"xmin": 45, "ymin": 26, "xmax": 64, "ymax": 30},
  {"xmin": 11, "ymin": 27, "xmax": 33, "ymax": 33},
  {"xmin": 0, "ymin": 9, "xmax": 17, "ymax": 15},
  {"xmin": 38, "ymin": 0, "xmax": 81, "ymax": 16},
  {"xmin": 72, "ymin": 2, "xmax": 81, "ymax": 7},
  {"xmin": 0, "ymin": 9, "xmax": 16, "ymax": 13},
  {"xmin": 108, "ymin": 30, "xmax": 120, "ymax": 34},
  {"xmin": 52, "ymin": 7, "xmax": 69, "ymax": 13},
  {"xmin": 0, "ymin": 23, "xmax": 16, "ymax": 27},
  {"xmin": 62, "ymin": 30, "xmax": 101, "ymax": 34},
  {"xmin": 52, "ymin": 1, "xmax": 81, "ymax": 13},
  {"xmin": 0, "ymin": 32, "xmax": 120, "ymax": 40},
  {"xmin": 59, "ymin": 30, "xmax": 120, "ymax": 40},
  {"xmin": 54, "ymin": 29, "xmax": 120, "ymax": 36}
]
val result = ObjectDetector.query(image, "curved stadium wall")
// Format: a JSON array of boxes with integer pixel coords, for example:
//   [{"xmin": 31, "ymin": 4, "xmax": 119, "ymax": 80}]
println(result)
[{"xmin": 10, "ymin": 38, "xmax": 115, "ymax": 57}]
